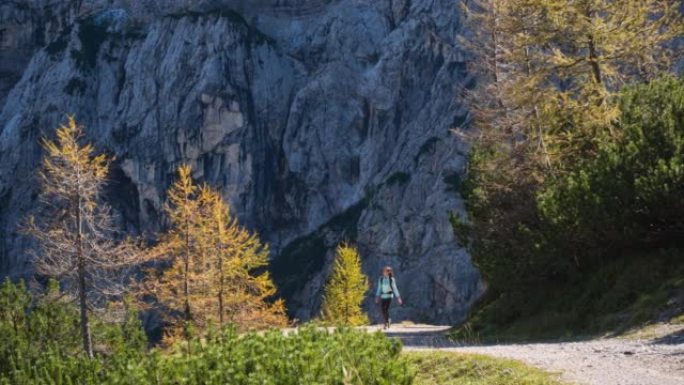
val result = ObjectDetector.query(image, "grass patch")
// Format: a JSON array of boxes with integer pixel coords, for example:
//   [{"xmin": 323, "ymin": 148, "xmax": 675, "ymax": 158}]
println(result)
[
  {"xmin": 2, "ymin": 323, "xmax": 413, "ymax": 385},
  {"xmin": 671, "ymin": 314, "xmax": 684, "ymax": 324},
  {"xmin": 452, "ymin": 249, "xmax": 684, "ymax": 342},
  {"xmin": 405, "ymin": 351, "xmax": 565, "ymax": 385}
]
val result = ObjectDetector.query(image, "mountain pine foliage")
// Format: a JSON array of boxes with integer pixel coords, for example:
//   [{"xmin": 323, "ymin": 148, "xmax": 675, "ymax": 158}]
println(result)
[{"xmin": 0, "ymin": 279, "xmax": 409, "ymax": 385}]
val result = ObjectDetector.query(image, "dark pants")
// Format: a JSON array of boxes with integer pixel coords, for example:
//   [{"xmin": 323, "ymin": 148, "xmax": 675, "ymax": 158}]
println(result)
[{"xmin": 381, "ymin": 298, "xmax": 392, "ymax": 324}]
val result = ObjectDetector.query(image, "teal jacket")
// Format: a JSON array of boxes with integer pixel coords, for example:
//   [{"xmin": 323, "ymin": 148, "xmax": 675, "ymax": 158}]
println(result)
[{"xmin": 375, "ymin": 276, "xmax": 400, "ymax": 299}]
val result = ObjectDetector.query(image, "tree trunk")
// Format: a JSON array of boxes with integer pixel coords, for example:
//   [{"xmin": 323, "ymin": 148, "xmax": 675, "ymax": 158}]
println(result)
[
  {"xmin": 522, "ymin": 40, "xmax": 551, "ymax": 169},
  {"xmin": 587, "ymin": 35, "xmax": 603, "ymax": 86},
  {"xmin": 218, "ymin": 246, "xmax": 224, "ymax": 326},
  {"xmin": 344, "ymin": 279, "xmax": 350, "ymax": 324},
  {"xmin": 78, "ymin": 261, "xmax": 93, "ymax": 358},
  {"xmin": 584, "ymin": 6, "xmax": 604, "ymax": 89},
  {"xmin": 183, "ymin": 218, "xmax": 191, "ymax": 324},
  {"xmin": 76, "ymin": 167, "xmax": 93, "ymax": 358}
]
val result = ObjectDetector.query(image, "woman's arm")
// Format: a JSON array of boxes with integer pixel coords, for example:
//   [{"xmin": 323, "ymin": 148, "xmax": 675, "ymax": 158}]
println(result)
[{"xmin": 391, "ymin": 278, "xmax": 401, "ymax": 299}]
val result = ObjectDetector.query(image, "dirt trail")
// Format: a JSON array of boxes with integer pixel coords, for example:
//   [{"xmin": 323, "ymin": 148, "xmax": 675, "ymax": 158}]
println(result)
[{"xmin": 378, "ymin": 323, "xmax": 684, "ymax": 385}]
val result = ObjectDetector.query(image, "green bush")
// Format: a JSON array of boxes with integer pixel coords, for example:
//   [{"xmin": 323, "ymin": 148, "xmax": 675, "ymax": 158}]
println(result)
[
  {"xmin": 2, "ymin": 326, "xmax": 412, "ymax": 385},
  {"xmin": 464, "ymin": 76, "xmax": 684, "ymax": 289},
  {"xmin": 0, "ymin": 279, "xmax": 83, "ymax": 372},
  {"xmin": 0, "ymin": 279, "xmax": 412, "ymax": 385},
  {"xmin": 455, "ymin": 144, "xmax": 569, "ymax": 296},
  {"xmin": 455, "ymin": 76, "xmax": 684, "ymax": 338},
  {"xmin": 0, "ymin": 278, "xmax": 147, "ymax": 380},
  {"xmin": 538, "ymin": 76, "xmax": 684, "ymax": 260}
]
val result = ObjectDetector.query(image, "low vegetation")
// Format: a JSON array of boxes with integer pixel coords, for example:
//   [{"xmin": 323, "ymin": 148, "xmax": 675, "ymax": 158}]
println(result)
[
  {"xmin": 2, "ymin": 278, "xmax": 571, "ymax": 385},
  {"xmin": 452, "ymin": 250, "xmax": 684, "ymax": 342},
  {"xmin": 0, "ymin": 278, "xmax": 410, "ymax": 384},
  {"xmin": 406, "ymin": 351, "xmax": 564, "ymax": 385}
]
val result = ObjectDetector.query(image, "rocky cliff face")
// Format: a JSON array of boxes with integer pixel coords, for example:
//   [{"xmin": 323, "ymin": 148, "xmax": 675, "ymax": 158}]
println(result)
[{"xmin": 0, "ymin": 0, "xmax": 484, "ymax": 324}]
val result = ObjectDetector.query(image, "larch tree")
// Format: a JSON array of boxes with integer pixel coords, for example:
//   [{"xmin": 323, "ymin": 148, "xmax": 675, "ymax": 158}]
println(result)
[
  {"xmin": 320, "ymin": 243, "xmax": 369, "ymax": 326},
  {"xmin": 140, "ymin": 165, "xmax": 205, "ymax": 340},
  {"xmin": 141, "ymin": 168, "xmax": 286, "ymax": 340},
  {"xmin": 461, "ymin": 0, "xmax": 684, "ymax": 169},
  {"xmin": 199, "ymin": 186, "xmax": 287, "ymax": 330},
  {"xmin": 460, "ymin": 0, "xmax": 559, "ymax": 171},
  {"xmin": 25, "ymin": 117, "xmax": 140, "ymax": 358}
]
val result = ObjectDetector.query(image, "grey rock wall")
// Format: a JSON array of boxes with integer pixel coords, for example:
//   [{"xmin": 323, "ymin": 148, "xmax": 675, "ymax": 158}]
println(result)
[{"xmin": 0, "ymin": 0, "xmax": 484, "ymax": 324}]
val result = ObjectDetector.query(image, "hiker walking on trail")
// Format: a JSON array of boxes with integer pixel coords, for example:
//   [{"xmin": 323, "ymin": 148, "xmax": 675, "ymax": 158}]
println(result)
[{"xmin": 375, "ymin": 266, "xmax": 402, "ymax": 329}]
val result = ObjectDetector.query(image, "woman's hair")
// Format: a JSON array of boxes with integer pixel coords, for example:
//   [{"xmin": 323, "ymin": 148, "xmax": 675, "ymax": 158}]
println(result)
[{"xmin": 384, "ymin": 266, "xmax": 393, "ymax": 278}]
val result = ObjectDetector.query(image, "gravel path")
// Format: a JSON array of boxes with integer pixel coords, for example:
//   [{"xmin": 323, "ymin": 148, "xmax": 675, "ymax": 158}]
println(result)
[{"xmin": 385, "ymin": 323, "xmax": 684, "ymax": 385}]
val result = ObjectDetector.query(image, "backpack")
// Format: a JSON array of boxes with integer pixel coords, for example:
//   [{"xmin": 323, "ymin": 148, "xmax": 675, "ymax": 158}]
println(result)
[{"xmin": 380, "ymin": 276, "xmax": 395, "ymax": 296}]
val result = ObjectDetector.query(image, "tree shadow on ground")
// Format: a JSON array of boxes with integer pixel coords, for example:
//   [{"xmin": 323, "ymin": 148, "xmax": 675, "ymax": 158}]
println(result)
[{"xmin": 650, "ymin": 329, "xmax": 684, "ymax": 345}]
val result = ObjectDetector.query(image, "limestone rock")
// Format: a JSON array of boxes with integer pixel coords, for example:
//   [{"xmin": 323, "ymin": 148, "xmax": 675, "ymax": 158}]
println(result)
[{"xmin": 0, "ymin": 0, "xmax": 484, "ymax": 324}]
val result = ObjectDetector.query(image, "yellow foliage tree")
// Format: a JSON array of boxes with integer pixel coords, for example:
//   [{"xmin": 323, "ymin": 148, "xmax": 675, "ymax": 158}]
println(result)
[
  {"xmin": 25, "ymin": 116, "xmax": 140, "ymax": 358},
  {"xmin": 199, "ymin": 186, "xmax": 287, "ymax": 329},
  {"xmin": 141, "ymin": 165, "xmax": 206, "ymax": 340},
  {"xmin": 461, "ymin": 0, "xmax": 684, "ymax": 169},
  {"xmin": 141, "ymin": 166, "xmax": 286, "ymax": 340},
  {"xmin": 320, "ymin": 243, "xmax": 369, "ymax": 326}
]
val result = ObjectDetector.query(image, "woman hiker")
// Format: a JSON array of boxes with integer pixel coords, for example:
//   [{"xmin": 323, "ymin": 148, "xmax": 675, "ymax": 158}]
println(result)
[{"xmin": 375, "ymin": 266, "xmax": 402, "ymax": 329}]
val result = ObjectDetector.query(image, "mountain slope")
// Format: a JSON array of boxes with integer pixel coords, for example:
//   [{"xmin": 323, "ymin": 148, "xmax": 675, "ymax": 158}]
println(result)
[{"xmin": 0, "ymin": 0, "xmax": 483, "ymax": 323}]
